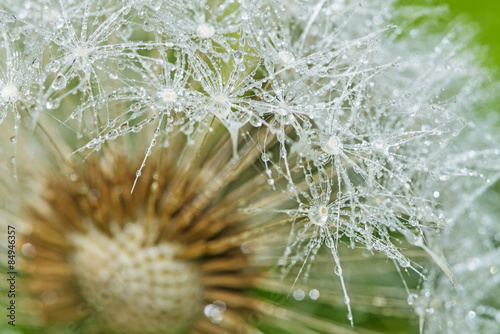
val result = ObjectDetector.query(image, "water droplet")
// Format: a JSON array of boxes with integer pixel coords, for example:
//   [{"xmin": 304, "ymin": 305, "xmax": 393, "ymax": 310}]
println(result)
[
  {"xmin": 21, "ymin": 243, "xmax": 36, "ymax": 258},
  {"xmin": 143, "ymin": 21, "xmax": 154, "ymax": 32},
  {"xmin": 334, "ymin": 265, "xmax": 342, "ymax": 276},
  {"xmin": 293, "ymin": 289, "xmax": 305, "ymax": 301},
  {"xmin": 250, "ymin": 117, "xmax": 262, "ymax": 127},
  {"xmin": 247, "ymin": 37, "xmax": 256, "ymax": 47},
  {"xmin": 130, "ymin": 102, "xmax": 141, "ymax": 111},
  {"xmin": 234, "ymin": 51, "xmax": 243, "ymax": 63},
  {"xmin": 309, "ymin": 289, "xmax": 320, "ymax": 300},
  {"xmin": 119, "ymin": 23, "xmax": 133, "ymax": 40},
  {"xmin": 48, "ymin": 60, "xmax": 60, "ymax": 72},
  {"xmin": 52, "ymin": 74, "xmax": 67, "ymax": 90}
]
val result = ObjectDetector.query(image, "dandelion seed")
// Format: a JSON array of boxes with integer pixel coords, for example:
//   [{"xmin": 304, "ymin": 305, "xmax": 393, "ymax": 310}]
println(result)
[
  {"xmin": 308, "ymin": 205, "xmax": 329, "ymax": 226},
  {"xmin": 160, "ymin": 89, "xmax": 178, "ymax": 103},
  {"xmin": 75, "ymin": 47, "xmax": 87, "ymax": 57},
  {"xmin": 1, "ymin": 83, "xmax": 19, "ymax": 102},
  {"xmin": 196, "ymin": 23, "xmax": 215, "ymax": 39},
  {"xmin": 322, "ymin": 136, "xmax": 342, "ymax": 155},
  {"xmin": 278, "ymin": 50, "xmax": 295, "ymax": 66}
]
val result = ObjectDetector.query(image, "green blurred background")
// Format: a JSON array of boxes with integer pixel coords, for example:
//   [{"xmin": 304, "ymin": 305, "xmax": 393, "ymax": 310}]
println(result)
[{"xmin": 420, "ymin": 0, "xmax": 500, "ymax": 67}]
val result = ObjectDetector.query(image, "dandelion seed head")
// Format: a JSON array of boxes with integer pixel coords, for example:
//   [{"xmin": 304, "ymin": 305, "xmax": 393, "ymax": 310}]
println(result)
[
  {"xmin": 214, "ymin": 95, "xmax": 227, "ymax": 103},
  {"xmin": 278, "ymin": 50, "xmax": 294, "ymax": 66},
  {"xmin": 1, "ymin": 83, "xmax": 19, "ymax": 102},
  {"xmin": 322, "ymin": 136, "xmax": 342, "ymax": 155},
  {"xmin": 75, "ymin": 47, "xmax": 87, "ymax": 57},
  {"xmin": 160, "ymin": 88, "xmax": 178, "ymax": 103},
  {"xmin": 44, "ymin": 12, "xmax": 56, "ymax": 22},
  {"xmin": 13, "ymin": 147, "xmax": 290, "ymax": 332},
  {"xmin": 196, "ymin": 23, "xmax": 214, "ymax": 39},
  {"xmin": 308, "ymin": 205, "xmax": 329, "ymax": 226},
  {"xmin": 0, "ymin": 0, "xmax": 499, "ymax": 332},
  {"xmin": 70, "ymin": 225, "xmax": 202, "ymax": 333}
]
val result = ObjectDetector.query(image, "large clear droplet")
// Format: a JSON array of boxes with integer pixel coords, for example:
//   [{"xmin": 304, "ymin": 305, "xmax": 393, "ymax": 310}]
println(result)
[{"xmin": 52, "ymin": 74, "xmax": 67, "ymax": 90}]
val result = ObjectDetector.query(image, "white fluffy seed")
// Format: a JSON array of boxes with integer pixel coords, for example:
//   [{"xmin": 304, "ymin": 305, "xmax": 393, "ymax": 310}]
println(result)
[
  {"xmin": 322, "ymin": 136, "xmax": 342, "ymax": 155},
  {"xmin": 197, "ymin": 23, "xmax": 215, "ymax": 39},
  {"xmin": 1, "ymin": 83, "xmax": 19, "ymax": 102}
]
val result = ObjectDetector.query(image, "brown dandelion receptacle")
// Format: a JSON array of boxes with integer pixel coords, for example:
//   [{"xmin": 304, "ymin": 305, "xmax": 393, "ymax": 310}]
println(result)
[{"xmin": 19, "ymin": 130, "xmax": 277, "ymax": 334}]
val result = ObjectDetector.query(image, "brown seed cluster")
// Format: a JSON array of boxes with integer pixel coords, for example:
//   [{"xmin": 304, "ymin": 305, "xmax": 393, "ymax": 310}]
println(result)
[{"xmin": 20, "ymin": 140, "xmax": 271, "ymax": 333}]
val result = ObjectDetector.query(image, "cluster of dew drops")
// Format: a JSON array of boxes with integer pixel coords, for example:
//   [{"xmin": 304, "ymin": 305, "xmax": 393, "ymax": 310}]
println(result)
[{"xmin": 0, "ymin": 0, "xmax": 487, "ymax": 324}]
